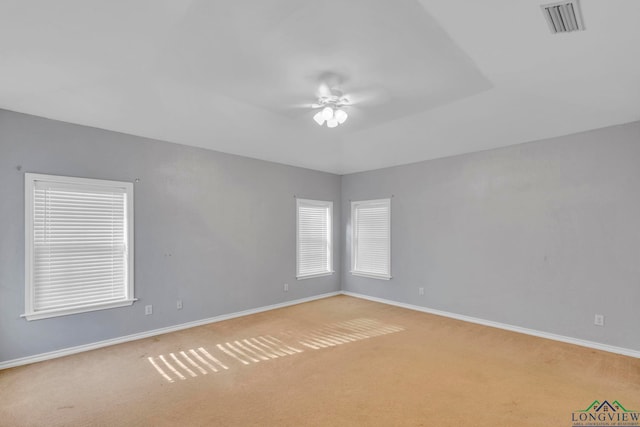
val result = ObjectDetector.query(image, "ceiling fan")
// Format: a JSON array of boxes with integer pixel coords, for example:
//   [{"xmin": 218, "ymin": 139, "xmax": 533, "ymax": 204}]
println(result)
[
  {"xmin": 296, "ymin": 72, "xmax": 387, "ymax": 129},
  {"xmin": 310, "ymin": 83, "xmax": 351, "ymax": 128}
]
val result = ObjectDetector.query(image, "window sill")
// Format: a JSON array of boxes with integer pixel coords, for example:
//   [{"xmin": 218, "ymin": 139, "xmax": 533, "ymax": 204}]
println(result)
[
  {"xmin": 22, "ymin": 298, "xmax": 137, "ymax": 321},
  {"xmin": 350, "ymin": 271, "xmax": 392, "ymax": 281},
  {"xmin": 296, "ymin": 271, "xmax": 334, "ymax": 280}
]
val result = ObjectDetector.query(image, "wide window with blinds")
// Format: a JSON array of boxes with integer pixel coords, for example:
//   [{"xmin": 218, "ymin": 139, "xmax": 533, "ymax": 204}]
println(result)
[
  {"xmin": 24, "ymin": 173, "xmax": 135, "ymax": 320},
  {"xmin": 296, "ymin": 198, "xmax": 333, "ymax": 279},
  {"xmin": 351, "ymin": 198, "xmax": 391, "ymax": 280}
]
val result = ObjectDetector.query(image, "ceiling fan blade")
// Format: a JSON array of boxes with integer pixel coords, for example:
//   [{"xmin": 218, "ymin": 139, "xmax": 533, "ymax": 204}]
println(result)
[
  {"xmin": 345, "ymin": 88, "xmax": 390, "ymax": 106},
  {"xmin": 286, "ymin": 102, "xmax": 323, "ymax": 109}
]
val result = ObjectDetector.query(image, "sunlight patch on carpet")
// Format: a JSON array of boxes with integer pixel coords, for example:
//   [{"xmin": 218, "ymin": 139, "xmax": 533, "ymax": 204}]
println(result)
[
  {"xmin": 294, "ymin": 318, "xmax": 405, "ymax": 350},
  {"xmin": 147, "ymin": 318, "xmax": 404, "ymax": 383}
]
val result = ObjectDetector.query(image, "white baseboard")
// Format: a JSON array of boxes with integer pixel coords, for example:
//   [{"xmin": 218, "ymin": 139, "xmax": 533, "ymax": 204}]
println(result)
[
  {"xmin": 4, "ymin": 290, "xmax": 637, "ymax": 369},
  {"xmin": 0, "ymin": 292, "xmax": 341, "ymax": 370},
  {"xmin": 341, "ymin": 291, "xmax": 640, "ymax": 359}
]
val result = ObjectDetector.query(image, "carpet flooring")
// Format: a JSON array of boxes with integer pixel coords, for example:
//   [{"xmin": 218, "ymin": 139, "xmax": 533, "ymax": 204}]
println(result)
[{"xmin": 1, "ymin": 295, "xmax": 639, "ymax": 426}]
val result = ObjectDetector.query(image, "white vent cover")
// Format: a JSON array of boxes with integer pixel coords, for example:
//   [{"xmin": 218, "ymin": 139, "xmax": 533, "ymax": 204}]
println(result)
[{"xmin": 541, "ymin": 0, "xmax": 585, "ymax": 33}]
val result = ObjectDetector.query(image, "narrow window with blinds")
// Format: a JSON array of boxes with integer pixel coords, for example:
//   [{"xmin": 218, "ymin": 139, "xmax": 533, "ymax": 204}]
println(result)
[
  {"xmin": 23, "ymin": 173, "xmax": 135, "ymax": 321},
  {"xmin": 296, "ymin": 198, "xmax": 333, "ymax": 279},
  {"xmin": 351, "ymin": 198, "xmax": 391, "ymax": 280}
]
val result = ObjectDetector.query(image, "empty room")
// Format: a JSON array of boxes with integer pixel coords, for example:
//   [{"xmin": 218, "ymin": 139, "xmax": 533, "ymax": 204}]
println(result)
[{"xmin": 1, "ymin": 1, "xmax": 639, "ymax": 426}]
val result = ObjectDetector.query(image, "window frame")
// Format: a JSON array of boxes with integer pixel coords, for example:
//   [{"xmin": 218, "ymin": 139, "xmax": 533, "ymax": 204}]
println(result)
[
  {"xmin": 23, "ymin": 173, "xmax": 135, "ymax": 321},
  {"xmin": 351, "ymin": 198, "xmax": 391, "ymax": 280},
  {"xmin": 296, "ymin": 198, "xmax": 334, "ymax": 280}
]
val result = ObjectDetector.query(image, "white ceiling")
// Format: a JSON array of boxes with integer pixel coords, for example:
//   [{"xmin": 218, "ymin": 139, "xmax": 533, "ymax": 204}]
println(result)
[{"xmin": 1, "ymin": 0, "xmax": 639, "ymax": 174}]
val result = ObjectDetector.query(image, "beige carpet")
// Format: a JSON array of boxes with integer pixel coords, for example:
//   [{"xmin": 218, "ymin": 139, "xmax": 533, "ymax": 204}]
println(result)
[{"xmin": 1, "ymin": 295, "xmax": 639, "ymax": 426}]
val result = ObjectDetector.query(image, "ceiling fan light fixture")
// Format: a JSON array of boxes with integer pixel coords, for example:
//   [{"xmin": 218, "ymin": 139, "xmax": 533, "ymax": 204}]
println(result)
[
  {"xmin": 335, "ymin": 109, "xmax": 348, "ymax": 124},
  {"xmin": 321, "ymin": 106, "xmax": 334, "ymax": 121},
  {"xmin": 311, "ymin": 84, "xmax": 351, "ymax": 128},
  {"xmin": 313, "ymin": 111, "xmax": 325, "ymax": 125}
]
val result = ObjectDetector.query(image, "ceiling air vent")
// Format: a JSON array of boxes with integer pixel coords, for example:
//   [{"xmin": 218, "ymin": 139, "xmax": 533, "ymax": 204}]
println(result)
[{"xmin": 541, "ymin": 0, "xmax": 585, "ymax": 34}]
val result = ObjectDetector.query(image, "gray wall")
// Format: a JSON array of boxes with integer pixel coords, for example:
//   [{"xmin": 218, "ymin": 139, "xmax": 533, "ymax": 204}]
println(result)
[
  {"xmin": 342, "ymin": 121, "xmax": 640, "ymax": 351},
  {"xmin": 2, "ymin": 108, "xmax": 639, "ymax": 363},
  {"xmin": 0, "ymin": 110, "xmax": 341, "ymax": 362}
]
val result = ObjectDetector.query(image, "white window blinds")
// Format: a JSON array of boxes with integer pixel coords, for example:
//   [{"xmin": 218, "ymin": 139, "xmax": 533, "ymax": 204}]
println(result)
[
  {"xmin": 351, "ymin": 198, "xmax": 391, "ymax": 280},
  {"xmin": 296, "ymin": 198, "xmax": 333, "ymax": 279},
  {"xmin": 24, "ymin": 174, "xmax": 135, "ymax": 320}
]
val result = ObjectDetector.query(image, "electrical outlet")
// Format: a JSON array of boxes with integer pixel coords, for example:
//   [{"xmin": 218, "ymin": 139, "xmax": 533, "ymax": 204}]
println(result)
[
  {"xmin": 176, "ymin": 299, "xmax": 183, "ymax": 310},
  {"xmin": 418, "ymin": 287, "xmax": 424, "ymax": 296},
  {"xmin": 594, "ymin": 314, "xmax": 604, "ymax": 326},
  {"xmin": 283, "ymin": 283, "xmax": 289, "ymax": 292},
  {"xmin": 145, "ymin": 305, "xmax": 153, "ymax": 315}
]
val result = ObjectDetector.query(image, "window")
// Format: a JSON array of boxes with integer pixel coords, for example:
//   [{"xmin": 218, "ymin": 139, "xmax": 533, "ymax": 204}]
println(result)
[
  {"xmin": 24, "ymin": 173, "xmax": 135, "ymax": 320},
  {"xmin": 351, "ymin": 198, "xmax": 391, "ymax": 280},
  {"xmin": 296, "ymin": 198, "xmax": 333, "ymax": 279}
]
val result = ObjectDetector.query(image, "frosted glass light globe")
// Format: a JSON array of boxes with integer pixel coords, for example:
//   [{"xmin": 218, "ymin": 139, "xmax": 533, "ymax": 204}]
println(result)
[
  {"xmin": 334, "ymin": 109, "xmax": 348, "ymax": 124},
  {"xmin": 313, "ymin": 111, "xmax": 325, "ymax": 125},
  {"xmin": 321, "ymin": 106, "xmax": 334, "ymax": 121}
]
